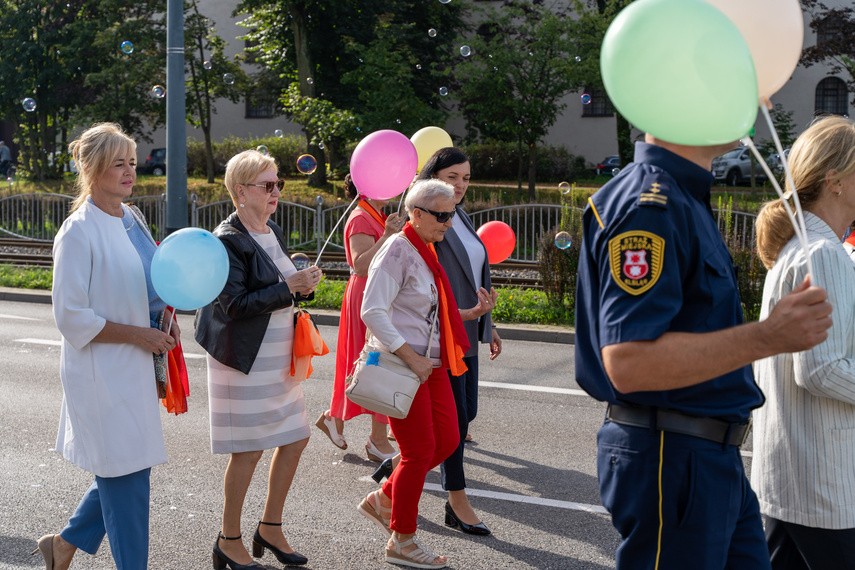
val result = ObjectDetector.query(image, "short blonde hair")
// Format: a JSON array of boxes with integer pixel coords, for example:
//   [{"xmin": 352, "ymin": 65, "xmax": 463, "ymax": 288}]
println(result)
[
  {"xmin": 404, "ymin": 179, "xmax": 455, "ymax": 217},
  {"xmin": 68, "ymin": 123, "xmax": 136, "ymax": 213},
  {"xmin": 756, "ymin": 116, "xmax": 855, "ymax": 269},
  {"xmin": 224, "ymin": 150, "xmax": 278, "ymax": 208}
]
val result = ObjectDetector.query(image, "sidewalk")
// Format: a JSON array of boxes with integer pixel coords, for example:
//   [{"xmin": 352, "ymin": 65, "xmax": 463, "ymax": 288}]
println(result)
[{"xmin": 0, "ymin": 286, "xmax": 574, "ymax": 345}]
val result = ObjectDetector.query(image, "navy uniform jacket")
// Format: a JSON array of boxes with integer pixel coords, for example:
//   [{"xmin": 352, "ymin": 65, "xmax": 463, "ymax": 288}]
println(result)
[{"xmin": 574, "ymin": 142, "xmax": 764, "ymax": 423}]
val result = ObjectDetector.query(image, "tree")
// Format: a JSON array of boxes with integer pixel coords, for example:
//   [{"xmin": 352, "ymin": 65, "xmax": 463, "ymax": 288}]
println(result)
[
  {"xmin": 0, "ymin": 0, "xmax": 165, "ymax": 180},
  {"xmin": 567, "ymin": 0, "xmax": 634, "ymax": 168},
  {"xmin": 801, "ymin": 0, "xmax": 855, "ymax": 105},
  {"xmin": 185, "ymin": 0, "xmax": 248, "ymax": 183},
  {"xmin": 235, "ymin": 0, "xmax": 468, "ymax": 184},
  {"xmin": 454, "ymin": 0, "xmax": 580, "ymax": 200}
]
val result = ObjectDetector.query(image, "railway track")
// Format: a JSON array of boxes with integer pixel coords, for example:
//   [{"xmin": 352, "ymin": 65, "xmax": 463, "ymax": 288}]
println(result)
[{"xmin": 0, "ymin": 237, "xmax": 543, "ymax": 289}]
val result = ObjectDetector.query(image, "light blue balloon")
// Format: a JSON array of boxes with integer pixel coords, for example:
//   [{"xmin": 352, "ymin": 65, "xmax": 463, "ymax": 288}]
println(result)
[{"xmin": 151, "ymin": 228, "xmax": 229, "ymax": 310}]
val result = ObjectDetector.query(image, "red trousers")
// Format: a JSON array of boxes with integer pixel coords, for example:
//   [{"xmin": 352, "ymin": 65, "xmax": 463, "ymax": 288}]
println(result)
[{"xmin": 382, "ymin": 366, "xmax": 459, "ymax": 534}]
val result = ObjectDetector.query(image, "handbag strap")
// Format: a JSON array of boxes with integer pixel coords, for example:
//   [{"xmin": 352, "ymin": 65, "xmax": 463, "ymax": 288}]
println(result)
[{"xmin": 364, "ymin": 270, "xmax": 439, "ymax": 359}]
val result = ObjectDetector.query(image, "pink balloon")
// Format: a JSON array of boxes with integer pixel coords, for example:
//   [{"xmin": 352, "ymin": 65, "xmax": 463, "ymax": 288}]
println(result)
[
  {"xmin": 477, "ymin": 221, "xmax": 516, "ymax": 264},
  {"xmin": 350, "ymin": 130, "xmax": 418, "ymax": 200}
]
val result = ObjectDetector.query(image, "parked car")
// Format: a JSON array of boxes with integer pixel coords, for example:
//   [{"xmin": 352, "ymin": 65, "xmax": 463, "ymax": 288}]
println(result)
[
  {"xmin": 141, "ymin": 147, "xmax": 165, "ymax": 176},
  {"xmin": 711, "ymin": 147, "xmax": 769, "ymax": 186},
  {"xmin": 596, "ymin": 155, "xmax": 620, "ymax": 176}
]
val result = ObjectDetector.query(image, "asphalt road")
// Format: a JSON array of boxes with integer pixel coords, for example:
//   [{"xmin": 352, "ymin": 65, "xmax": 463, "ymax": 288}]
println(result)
[{"xmin": 0, "ymin": 300, "xmax": 621, "ymax": 569}]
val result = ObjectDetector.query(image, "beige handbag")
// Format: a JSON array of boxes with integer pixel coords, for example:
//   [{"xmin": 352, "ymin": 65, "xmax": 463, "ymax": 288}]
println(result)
[{"xmin": 345, "ymin": 310, "xmax": 438, "ymax": 419}]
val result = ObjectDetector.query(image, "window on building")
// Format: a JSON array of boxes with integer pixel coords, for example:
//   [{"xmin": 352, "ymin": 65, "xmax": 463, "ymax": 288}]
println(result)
[
  {"xmin": 815, "ymin": 77, "xmax": 849, "ymax": 116},
  {"xmin": 244, "ymin": 38, "xmax": 258, "ymax": 65},
  {"xmin": 245, "ymin": 90, "xmax": 278, "ymax": 119},
  {"xmin": 816, "ymin": 14, "xmax": 844, "ymax": 46},
  {"xmin": 581, "ymin": 88, "xmax": 614, "ymax": 118}
]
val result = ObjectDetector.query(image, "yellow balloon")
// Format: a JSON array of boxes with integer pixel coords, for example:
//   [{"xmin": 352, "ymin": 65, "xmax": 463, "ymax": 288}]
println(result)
[{"xmin": 410, "ymin": 126, "xmax": 453, "ymax": 172}]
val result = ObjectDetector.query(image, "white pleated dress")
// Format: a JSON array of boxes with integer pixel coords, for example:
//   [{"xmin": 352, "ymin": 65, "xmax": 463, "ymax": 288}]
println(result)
[{"xmin": 207, "ymin": 231, "xmax": 311, "ymax": 454}]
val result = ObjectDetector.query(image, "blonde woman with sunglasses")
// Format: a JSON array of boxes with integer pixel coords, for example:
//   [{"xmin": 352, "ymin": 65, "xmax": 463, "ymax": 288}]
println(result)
[{"xmin": 195, "ymin": 149, "xmax": 323, "ymax": 569}]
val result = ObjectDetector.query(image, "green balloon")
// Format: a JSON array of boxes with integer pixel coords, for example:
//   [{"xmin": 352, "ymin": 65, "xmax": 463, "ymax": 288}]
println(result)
[{"xmin": 601, "ymin": 0, "xmax": 758, "ymax": 146}]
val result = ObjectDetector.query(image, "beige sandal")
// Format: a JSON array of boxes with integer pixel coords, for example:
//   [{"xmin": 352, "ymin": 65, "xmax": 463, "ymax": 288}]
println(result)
[
  {"xmin": 385, "ymin": 534, "xmax": 447, "ymax": 569},
  {"xmin": 357, "ymin": 490, "xmax": 391, "ymax": 537}
]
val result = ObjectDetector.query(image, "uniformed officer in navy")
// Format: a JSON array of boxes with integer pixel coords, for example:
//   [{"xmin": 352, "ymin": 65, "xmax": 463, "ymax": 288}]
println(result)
[{"xmin": 575, "ymin": 135, "xmax": 833, "ymax": 569}]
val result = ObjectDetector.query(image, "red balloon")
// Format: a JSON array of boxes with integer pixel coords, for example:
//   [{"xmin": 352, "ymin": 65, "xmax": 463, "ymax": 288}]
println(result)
[{"xmin": 476, "ymin": 221, "xmax": 516, "ymax": 264}]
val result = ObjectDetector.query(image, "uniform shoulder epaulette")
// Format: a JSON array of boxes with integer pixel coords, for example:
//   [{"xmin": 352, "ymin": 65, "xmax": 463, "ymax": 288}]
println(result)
[{"xmin": 638, "ymin": 177, "xmax": 669, "ymax": 209}]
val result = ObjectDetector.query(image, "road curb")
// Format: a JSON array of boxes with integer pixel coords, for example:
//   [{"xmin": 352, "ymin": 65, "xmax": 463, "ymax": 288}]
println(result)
[{"xmin": 1, "ymin": 287, "xmax": 574, "ymax": 345}]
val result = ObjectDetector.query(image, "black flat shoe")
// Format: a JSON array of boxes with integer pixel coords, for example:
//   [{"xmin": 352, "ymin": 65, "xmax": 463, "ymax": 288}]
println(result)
[
  {"xmin": 444, "ymin": 501, "xmax": 491, "ymax": 536},
  {"xmin": 213, "ymin": 533, "xmax": 264, "ymax": 570},
  {"xmin": 371, "ymin": 457, "xmax": 394, "ymax": 483},
  {"xmin": 252, "ymin": 521, "xmax": 308, "ymax": 566}
]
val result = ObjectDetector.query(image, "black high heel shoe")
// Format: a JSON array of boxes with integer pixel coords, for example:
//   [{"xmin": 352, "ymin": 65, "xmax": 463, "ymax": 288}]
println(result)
[
  {"xmin": 213, "ymin": 533, "xmax": 264, "ymax": 570},
  {"xmin": 371, "ymin": 457, "xmax": 394, "ymax": 483},
  {"xmin": 444, "ymin": 502, "xmax": 491, "ymax": 536},
  {"xmin": 252, "ymin": 521, "xmax": 308, "ymax": 566}
]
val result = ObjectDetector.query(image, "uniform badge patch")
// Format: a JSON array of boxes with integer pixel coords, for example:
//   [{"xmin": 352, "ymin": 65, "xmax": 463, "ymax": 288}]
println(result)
[{"xmin": 608, "ymin": 231, "xmax": 665, "ymax": 295}]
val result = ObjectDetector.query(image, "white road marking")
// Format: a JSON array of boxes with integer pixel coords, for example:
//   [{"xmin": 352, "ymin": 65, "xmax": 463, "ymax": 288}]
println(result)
[
  {"xmin": 15, "ymin": 338, "xmax": 60, "ymax": 346},
  {"xmin": 423, "ymin": 483, "xmax": 608, "ymax": 514},
  {"xmin": 15, "ymin": 338, "xmax": 205, "ymax": 359},
  {"xmin": 480, "ymin": 380, "xmax": 588, "ymax": 397},
  {"xmin": 0, "ymin": 314, "xmax": 41, "ymax": 321}
]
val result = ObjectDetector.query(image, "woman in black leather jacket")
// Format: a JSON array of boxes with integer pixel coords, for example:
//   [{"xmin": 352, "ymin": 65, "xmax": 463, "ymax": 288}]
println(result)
[{"xmin": 195, "ymin": 149, "xmax": 322, "ymax": 570}]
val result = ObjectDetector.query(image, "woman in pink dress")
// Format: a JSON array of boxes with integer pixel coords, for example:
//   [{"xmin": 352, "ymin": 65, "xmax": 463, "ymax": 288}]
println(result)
[{"xmin": 315, "ymin": 174, "xmax": 405, "ymax": 462}]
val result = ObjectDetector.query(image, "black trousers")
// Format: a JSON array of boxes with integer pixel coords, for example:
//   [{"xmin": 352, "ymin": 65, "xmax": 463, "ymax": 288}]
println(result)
[
  {"xmin": 440, "ymin": 355, "xmax": 478, "ymax": 492},
  {"xmin": 767, "ymin": 516, "xmax": 855, "ymax": 570}
]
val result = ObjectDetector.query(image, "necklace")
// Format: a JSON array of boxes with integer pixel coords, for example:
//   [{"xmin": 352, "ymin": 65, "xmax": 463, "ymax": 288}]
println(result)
[{"xmin": 124, "ymin": 215, "xmax": 135, "ymax": 232}]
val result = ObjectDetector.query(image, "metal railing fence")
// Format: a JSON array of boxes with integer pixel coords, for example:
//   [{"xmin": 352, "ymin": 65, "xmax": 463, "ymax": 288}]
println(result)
[{"xmin": 0, "ymin": 192, "xmax": 758, "ymax": 261}]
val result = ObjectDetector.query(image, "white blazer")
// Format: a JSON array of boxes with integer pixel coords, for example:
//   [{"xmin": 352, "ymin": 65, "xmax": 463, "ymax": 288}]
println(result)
[
  {"xmin": 52, "ymin": 200, "xmax": 167, "ymax": 477},
  {"xmin": 753, "ymin": 213, "xmax": 855, "ymax": 529}
]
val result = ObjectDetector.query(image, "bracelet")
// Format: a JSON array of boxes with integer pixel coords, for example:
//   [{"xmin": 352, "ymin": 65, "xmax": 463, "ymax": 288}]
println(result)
[{"xmin": 491, "ymin": 324, "xmax": 497, "ymax": 329}]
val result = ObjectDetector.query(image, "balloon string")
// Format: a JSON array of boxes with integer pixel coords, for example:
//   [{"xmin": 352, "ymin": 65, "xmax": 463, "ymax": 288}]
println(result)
[
  {"xmin": 741, "ymin": 132, "xmax": 814, "ymax": 285},
  {"xmin": 315, "ymin": 195, "xmax": 360, "ymax": 266},
  {"xmin": 759, "ymin": 100, "xmax": 814, "ymax": 283},
  {"xmin": 164, "ymin": 308, "xmax": 174, "ymax": 337},
  {"xmin": 397, "ymin": 187, "xmax": 408, "ymax": 215}
]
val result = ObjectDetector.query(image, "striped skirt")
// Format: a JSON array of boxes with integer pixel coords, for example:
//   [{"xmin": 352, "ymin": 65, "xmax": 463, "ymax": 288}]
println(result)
[{"xmin": 207, "ymin": 308, "xmax": 310, "ymax": 454}]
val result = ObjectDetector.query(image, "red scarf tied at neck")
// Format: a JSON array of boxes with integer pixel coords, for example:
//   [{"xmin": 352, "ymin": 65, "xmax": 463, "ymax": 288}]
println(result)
[
  {"xmin": 358, "ymin": 199, "xmax": 387, "ymax": 228},
  {"xmin": 403, "ymin": 221, "xmax": 470, "ymax": 375}
]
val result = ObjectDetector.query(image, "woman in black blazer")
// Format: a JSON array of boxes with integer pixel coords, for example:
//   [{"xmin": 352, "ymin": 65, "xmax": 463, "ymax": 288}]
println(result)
[{"xmin": 418, "ymin": 147, "xmax": 501, "ymax": 535}]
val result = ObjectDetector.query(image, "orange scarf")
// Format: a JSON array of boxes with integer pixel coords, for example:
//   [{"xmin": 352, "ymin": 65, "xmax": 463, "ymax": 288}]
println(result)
[
  {"xmin": 358, "ymin": 200, "xmax": 387, "ymax": 230},
  {"xmin": 403, "ymin": 222, "xmax": 469, "ymax": 375}
]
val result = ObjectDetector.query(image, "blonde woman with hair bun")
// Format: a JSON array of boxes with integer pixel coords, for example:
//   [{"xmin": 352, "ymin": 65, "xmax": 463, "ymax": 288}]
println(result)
[{"xmin": 753, "ymin": 115, "xmax": 855, "ymax": 569}]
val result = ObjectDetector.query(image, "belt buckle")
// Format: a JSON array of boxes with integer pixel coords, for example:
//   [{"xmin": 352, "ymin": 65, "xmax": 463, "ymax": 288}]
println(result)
[{"xmin": 738, "ymin": 417, "xmax": 752, "ymax": 447}]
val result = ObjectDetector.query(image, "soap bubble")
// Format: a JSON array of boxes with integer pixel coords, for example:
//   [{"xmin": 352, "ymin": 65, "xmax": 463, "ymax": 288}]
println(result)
[
  {"xmin": 558, "ymin": 181, "xmax": 571, "ymax": 195},
  {"xmin": 439, "ymin": 0, "xmax": 451, "ymax": 3},
  {"xmin": 581, "ymin": 94, "xmax": 591, "ymax": 105},
  {"xmin": 120, "ymin": 41, "xmax": 134, "ymax": 54},
  {"xmin": 291, "ymin": 252, "xmax": 310, "ymax": 271},
  {"xmin": 428, "ymin": 28, "xmax": 437, "ymax": 37},
  {"xmin": 612, "ymin": 168, "xmax": 621, "ymax": 176},
  {"xmin": 554, "ymin": 231, "xmax": 572, "ymax": 250},
  {"xmin": 307, "ymin": 77, "xmax": 314, "ymax": 84},
  {"xmin": 439, "ymin": 86, "xmax": 448, "ymax": 96},
  {"xmin": 274, "ymin": 129, "xmax": 283, "ymax": 138},
  {"xmin": 22, "ymin": 98, "xmax": 37, "ymax": 112},
  {"xmin": 296, "ymin": 154, "xmax": 317, "ymax": 175},
  {"xmin": 150, "ymin": 85, "xmax": 165, "ymax": 99},
  {"xmin": 256, "ymin": 145, "xmax": 269, "ymax": 156},
  {"xmin": 223, "ymin": 73, "xmax": 235, "ymax": 85},
  {"xmin": 203, "ymin": 60, "xmax": 212, "ymax": 70},
  {"xmin": 318, "ymin": 142, "xmax": 325, "ymax": 150},
  {"xmin": 460, "ymin": 45, "xmax": 471, "ymax": 57},
  {"xmin": 416, "ymin": 64, "xmax": 422, "ymax": 70},
  {"xmin": 575, "ymin": 55, "xmax": 582, "ymax": 62}
]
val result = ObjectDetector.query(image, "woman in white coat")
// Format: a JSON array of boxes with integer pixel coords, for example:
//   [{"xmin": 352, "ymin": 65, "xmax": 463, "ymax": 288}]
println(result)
[
  {"xmin": 754, "ymin": 116, "xmax": 855, "ymax": 569},
  {"xmin": 32, "ymin": 123, "xmax": 178, "ymax": 570}
]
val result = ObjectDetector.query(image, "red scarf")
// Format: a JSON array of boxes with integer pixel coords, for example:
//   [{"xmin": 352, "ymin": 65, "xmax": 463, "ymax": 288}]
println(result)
[
  {"xmin": 403, "ymin": 222, "xmax": 469, "ymax": 375},
  {"xmin": 358, "ymin": 199, "xmax": 387, "ymax": 230}
]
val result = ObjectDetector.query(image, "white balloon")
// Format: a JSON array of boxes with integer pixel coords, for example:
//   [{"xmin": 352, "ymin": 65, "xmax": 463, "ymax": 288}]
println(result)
[{"xmin": 703, "ymin": 0, "xmax": 804, "ymax": 102}]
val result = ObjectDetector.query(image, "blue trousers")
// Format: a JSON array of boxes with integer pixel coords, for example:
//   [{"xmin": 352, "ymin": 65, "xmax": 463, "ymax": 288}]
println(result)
[
  {"xmin": 60, "ymin": 468, "xmax": 151, "ymax": 570},
  {"xmin": 440, "ymin": 355, "xmax": 478, "ymax": 492},
  {"xmin": 597, "ymin": 420, "xmax": 769, "ymax": 570}
]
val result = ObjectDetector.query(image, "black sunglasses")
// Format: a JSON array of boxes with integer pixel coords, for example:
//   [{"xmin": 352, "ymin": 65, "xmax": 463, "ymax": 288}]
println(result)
[
  {"xmin": 243, "ymin": 179, "xmax": 285, "ymax": 194},
  {"xmin": 414, "ymin": 206, "xmax": 456, "ymax": 223}
]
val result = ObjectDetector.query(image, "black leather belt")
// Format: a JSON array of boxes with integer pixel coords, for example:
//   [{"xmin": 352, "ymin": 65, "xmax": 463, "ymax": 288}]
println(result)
[{"xmin": 606, "ymin": 404, "xmax": 750, "ymax": 447}]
